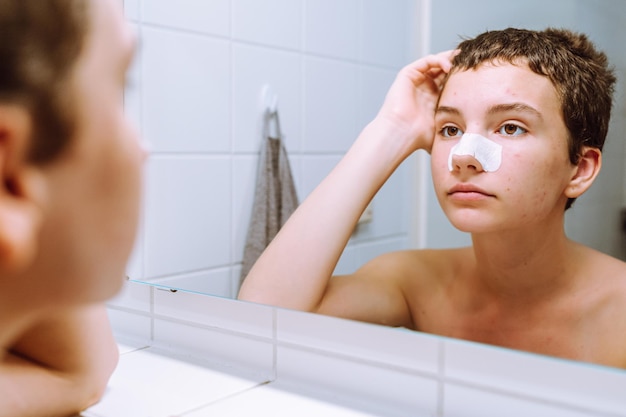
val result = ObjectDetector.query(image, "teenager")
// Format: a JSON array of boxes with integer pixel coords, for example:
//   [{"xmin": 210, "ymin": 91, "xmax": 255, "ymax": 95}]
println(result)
[{"xmin": 0, "ymin": 0, "xmax": 143, "ymax": 414}]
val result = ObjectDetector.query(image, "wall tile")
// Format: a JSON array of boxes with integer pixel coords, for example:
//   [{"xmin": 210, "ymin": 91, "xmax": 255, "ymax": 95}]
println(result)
[
  {"xmin": 304, "ymin": 0, "xmax": 358, "ymax": 60},
  {"xmin": 430, "ymin": 0, "xmax": 577, "ymax": 52},
  {"xmin": 573, "ymin": 0, "xmax": 626, "ymax": 69},
  {"xmin": 153, "ymin": 319, "xmax": 275, "ymax": 379},
  {"xmin": 230, "ymin": 265, "xmax": 244, "ymax": 297},
  {"xmin": 232, "ymin": 155, "xmax": 258, "ymax": 266},
  {"xmin": 444, "ymin": 338, "xmax": 626, "ymax": 416},
  {"xmin": 356, "ymin": 237, "xmax": 408, "ymax": 268},
  {"xmin": 232, "ymin": 44, "xmax": 302, "ymax": 153},
  {"xmin": 360, "ymin": 162, "xmax": 410, "ymax": 239},
  {"xmin": 232, "ymin": 0, "xmax": 303, "ymax": 50},
  {"xmin": 144, "ymin": 157, "xmax": 231, "ymax": 277},
  {"xmin": 277, "ymin": 345, "xmax": 439, "ymax": 417},
  {"xmin": 152, "ymin": 268, "xmax": 232, "ymax": 298},
  {"xmin": 444, "ymin": 384, "xmax": 599, "ymax": 417},
  {"xmin": 123, "ymin": 0, "xmax": 140, "ymax": 21},
  {"xmin": 277, "ymin": 308, "xmax": 440, "ymax": 375},
  {"xmin": 154, "ymin": 290, "xmax": 274, "ymax": 339},
  {"xmin": 334, "ymin": 244, "xmax": 359, "ymax": 275},
  {"xmin": 357, "ymin": 66, "xmax": 396, "ymax": 130},
  {"xmin": 107, "ymin": 308, "xmax": 152, "ymax": 345},
  {"xmin": 565, "ymin": 201, "xmax": 624, "ymax": 259},
  {"xmin": 143, "ymin": 0, "xmax": 230, "ymax": 36},
  {"xmin": 303, "ymin": 57, "xmax": 358, "ymax": 152},
  {"xmin": 359, "ymin": 0, "xmax": 410, "ymax": 68},
  {"xmin": 141, "ymin": 27, "xmax": 230, "ymax": 153}
]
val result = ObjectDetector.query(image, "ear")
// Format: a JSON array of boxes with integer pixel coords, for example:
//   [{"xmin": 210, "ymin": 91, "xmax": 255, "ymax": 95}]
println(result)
[
  {"xmin": 0, "ymin": 105, "xmax": 46, "ymax": 272},
  {"xmin": 564, "ymin": 146, "xmax": 602, "ymax": 200}
]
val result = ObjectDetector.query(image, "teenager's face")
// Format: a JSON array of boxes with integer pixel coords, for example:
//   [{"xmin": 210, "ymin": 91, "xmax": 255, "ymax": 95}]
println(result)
[
  {"xmin": 36, "ymin": 0, "xmax": 143, "ymax": 303},
  {"xmin": 431, "ymin": 62, "xmax": 577, "ymax": 234}
]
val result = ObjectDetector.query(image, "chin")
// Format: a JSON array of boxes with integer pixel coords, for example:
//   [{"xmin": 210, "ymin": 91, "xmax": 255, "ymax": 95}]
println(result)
[{"xmin": 446, "ymin": 211, "xmax": 499, "ymax": 234}]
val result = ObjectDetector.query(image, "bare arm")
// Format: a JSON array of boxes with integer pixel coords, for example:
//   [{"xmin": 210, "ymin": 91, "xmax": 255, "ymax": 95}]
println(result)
[
  {"xmin": 238, "ymin": 52, "xmax": 456, "ymax": 322},
  {"xmin": 0, "ymin": 304, "xmax": 119, "ymax": 417}
]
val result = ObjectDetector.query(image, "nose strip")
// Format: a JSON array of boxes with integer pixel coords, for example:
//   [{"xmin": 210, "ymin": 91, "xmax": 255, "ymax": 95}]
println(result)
[{"xmin": 448, "ymin": 133, "xmax": 502, "ymax": 172}]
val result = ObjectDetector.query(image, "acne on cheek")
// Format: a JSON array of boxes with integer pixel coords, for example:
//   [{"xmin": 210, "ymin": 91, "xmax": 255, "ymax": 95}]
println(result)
[{"xmin": 505, "ymin": 176, "xmax": 513, "ymax": 192}]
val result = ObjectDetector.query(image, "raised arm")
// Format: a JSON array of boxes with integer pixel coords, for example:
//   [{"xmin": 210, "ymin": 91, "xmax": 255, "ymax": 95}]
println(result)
[
  {"xmin": 0, "ymin": 304, "xmax": 119, "ymax": 417},
  {"xmin": 238, "ymin": 51, "xmax": 456, "ymax": 321}
]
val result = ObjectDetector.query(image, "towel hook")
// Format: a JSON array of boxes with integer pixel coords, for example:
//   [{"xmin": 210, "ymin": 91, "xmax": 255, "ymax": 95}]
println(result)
[
  {"xmin": 261, "ymin": 84, "xmax": 279, "ymax": 116},
  {"xmin": 261, "ymin": 84, "xmax": 281, "ymax": 138}
]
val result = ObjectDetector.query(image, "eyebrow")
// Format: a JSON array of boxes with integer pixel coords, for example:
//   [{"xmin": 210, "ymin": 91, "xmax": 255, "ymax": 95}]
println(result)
[
  {"xmin": 435, "ymin": 102, "xmax": 543, "ymax": 120},
  {"xmin": 487, "ymin": 103, "xmax": 543, "ymax": 119}
]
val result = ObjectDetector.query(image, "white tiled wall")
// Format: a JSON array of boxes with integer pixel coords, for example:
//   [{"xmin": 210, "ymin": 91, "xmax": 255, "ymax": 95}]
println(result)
[
  {"xmin": 124, "ymin": 0, "xmax": 414, "ymax": 297},
  {"xmin": 103, "ymin": 281, "xmax": 626, "ymax": 416}
]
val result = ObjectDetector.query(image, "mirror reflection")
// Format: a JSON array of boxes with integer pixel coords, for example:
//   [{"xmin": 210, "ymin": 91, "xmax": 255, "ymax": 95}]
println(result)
[{"xmin": 124, "ymin": 0, "xmax": 626, "ymax": 369}]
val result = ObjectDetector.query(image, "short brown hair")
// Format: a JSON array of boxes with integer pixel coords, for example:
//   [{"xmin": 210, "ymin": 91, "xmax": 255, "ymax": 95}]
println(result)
[
  {"xmin": 451, "ymin": 28, "xmax": 617, "ymax": 209},
  {"xmin": 0, "ymin": 0, "xmax": 89, "ymax": 164}
]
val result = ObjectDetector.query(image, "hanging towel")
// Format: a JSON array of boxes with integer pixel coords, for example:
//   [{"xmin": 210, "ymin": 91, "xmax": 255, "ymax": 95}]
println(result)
[{"xmin": 240, "ymin": 110, "xmax": 299, "ymax": 285}]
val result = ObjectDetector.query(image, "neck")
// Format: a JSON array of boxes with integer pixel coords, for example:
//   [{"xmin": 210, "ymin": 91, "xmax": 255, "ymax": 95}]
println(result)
[{"xmin": 469, "ymin": 221, "xmax": 580, "ymax": 304}]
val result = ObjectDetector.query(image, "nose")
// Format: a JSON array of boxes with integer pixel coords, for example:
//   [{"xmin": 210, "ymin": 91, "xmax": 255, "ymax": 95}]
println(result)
[{"xmin": 450, "ymin": 153, "xmax": 484, "ymax": 173}]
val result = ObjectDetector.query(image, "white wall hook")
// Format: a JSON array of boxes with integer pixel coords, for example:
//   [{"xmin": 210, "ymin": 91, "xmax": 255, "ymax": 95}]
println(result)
[
  {"xmin": 260, "ymin": 84, "xmax": 280, "ymax": 138},
  {"xmin": 261, "ymin": 84, "xmax": 278, "ymax": 115}
]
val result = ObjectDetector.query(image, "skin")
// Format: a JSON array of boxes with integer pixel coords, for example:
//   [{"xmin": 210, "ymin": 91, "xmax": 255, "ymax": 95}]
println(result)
[
  {"xmin": 239, "ymin": 52, "xmax": 626, "ymax": 369},
  {"xmin": 0, "ymin": 0, "xmax": 142, "ymax": 415}
]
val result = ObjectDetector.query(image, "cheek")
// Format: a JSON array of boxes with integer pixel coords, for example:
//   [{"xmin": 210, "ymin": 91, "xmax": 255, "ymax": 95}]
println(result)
[
  {"xmin": 430, "ymin": 141, "xmax": 452, "ymax": 179},
  {"xmin": 504, "ymin": 151, "xmax": 567, "ymax": 211}
]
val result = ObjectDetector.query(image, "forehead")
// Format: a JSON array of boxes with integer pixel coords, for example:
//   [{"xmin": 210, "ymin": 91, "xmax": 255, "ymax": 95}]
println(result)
[{"xmin": 439, "ymin": 62, "xmax": 560, "ymax": 114}]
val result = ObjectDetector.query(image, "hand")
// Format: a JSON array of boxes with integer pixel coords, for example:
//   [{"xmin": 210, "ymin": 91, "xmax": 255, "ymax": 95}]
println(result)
[{"xmin": 374, "ymin": 50, "xmax": 457, "ymax": 154}]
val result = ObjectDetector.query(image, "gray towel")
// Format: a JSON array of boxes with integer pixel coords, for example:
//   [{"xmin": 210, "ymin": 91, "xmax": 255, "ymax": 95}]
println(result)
[{"xmin": 240, "ymin": 111, "xmax": 298, "ymax": 285}]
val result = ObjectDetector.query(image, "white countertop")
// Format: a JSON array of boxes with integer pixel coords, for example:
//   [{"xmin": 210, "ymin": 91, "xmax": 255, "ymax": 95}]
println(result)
[{"xmin": 83, "ymin": 344, "xmax": 381, "ymax": 417}]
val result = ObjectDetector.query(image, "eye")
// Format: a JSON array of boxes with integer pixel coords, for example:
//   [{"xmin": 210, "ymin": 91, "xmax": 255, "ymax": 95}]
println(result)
[
  {"xmin": 440, "ymin": 125, "xmax": 464, "ymax": 138},
  {"xmin": 498, "ymin": 123, "xmax": 527, "ymax": 136}
]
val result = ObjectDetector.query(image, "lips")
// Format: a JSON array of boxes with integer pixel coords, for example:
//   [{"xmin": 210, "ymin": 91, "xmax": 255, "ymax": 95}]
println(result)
[{"xmin": 447, "ymin": 183, "xmax": 495, "ymax": 198}]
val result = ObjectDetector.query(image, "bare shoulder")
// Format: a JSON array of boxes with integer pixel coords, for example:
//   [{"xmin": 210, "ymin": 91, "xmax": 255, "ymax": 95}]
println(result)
[
  {"xmin": 580, "ymin": 244, "xmax": 626, "ymax": 290},
  {"xmin": 320, "ymin": 247, "xmax": 471, "ymax": 327},
  {"xmin": 577, "ymin": 245, "xmax": 626, "ymax": 367},
  {"xmin": 353, "ymin": 246, "xmax": 473, "ymax": 310},
  {"xmin": 575, "ymin": 244, "xmax": 626, "ymax": 311}
]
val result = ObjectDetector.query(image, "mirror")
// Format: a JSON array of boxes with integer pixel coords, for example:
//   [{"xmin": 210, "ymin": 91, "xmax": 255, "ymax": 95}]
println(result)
[
  {"xmin": 123, "ymin": 0, "xmax": 626, "ymax": 367},
  {"xmin": 124, "ymin": 0, "xmax": 418, "ymax": 297}
]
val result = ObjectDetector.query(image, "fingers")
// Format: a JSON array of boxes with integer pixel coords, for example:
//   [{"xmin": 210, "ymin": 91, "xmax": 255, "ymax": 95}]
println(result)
[
  {"xmin": 415, "ymin": 50, "xmax": 457, "ymax": 72},
  {"xmin": 402, "ymin": 49, "xmax": 460, "ymax": 83}
]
